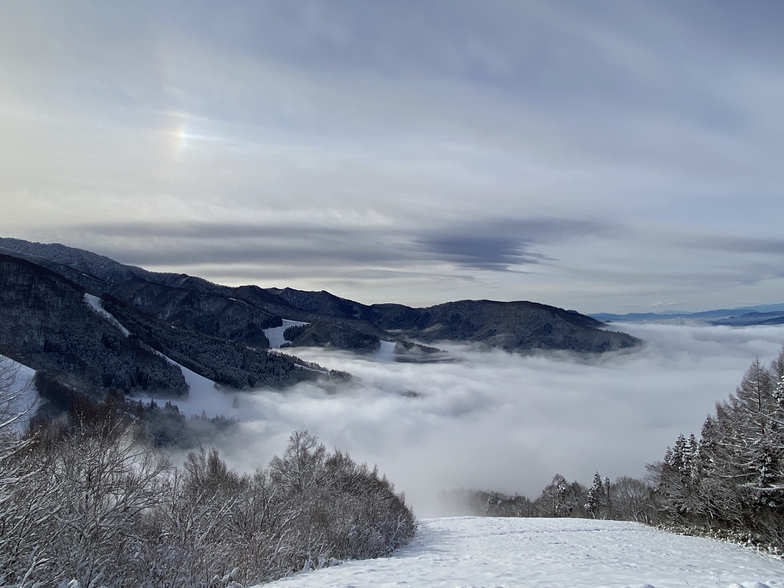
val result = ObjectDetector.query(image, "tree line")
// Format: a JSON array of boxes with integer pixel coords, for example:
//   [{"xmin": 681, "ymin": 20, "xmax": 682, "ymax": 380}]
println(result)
[
  {"xmin": 439, "ymin": 472, "xmax": 654, "ymax": 523},
  {"xmin": 648, "ymin": 348, "xmax": 784, "ymax": 550}
]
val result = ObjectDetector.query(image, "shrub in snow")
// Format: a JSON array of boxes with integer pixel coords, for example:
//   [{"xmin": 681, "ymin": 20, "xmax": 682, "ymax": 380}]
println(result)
[{"xmin": 0, "ymin": 367, "xmax": 415, "ymax": 588}]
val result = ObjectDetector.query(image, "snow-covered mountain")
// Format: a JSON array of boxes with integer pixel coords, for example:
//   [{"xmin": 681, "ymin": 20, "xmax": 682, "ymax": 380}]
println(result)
[
  {"xmin": 592, "ymin": 305, "xmax": 784, "ymax": 326},
  {"xmin": 0, "ymin": 236, "xmax": 646, "ymax": 419},
  {"xmin": 0, "ymin": 253, "xmax": 326, "ymax": 395},
  {"xmin": 0, "ymin": 237, "xmax": 639, "ymax": 359},
  {"xmin": 260, "ymin": 516, "xmax": 784, "ymax": 588}
]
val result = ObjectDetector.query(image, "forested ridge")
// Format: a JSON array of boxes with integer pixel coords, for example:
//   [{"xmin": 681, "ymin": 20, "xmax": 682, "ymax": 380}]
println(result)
[
  {"xmin": 102, "ymin": 296, "xmax": 322, "ymax": 390},
  {"xmin": 0, "ymin": 254, "xmax": 188, "ymax": 396},
  {"xmin": 0, "ymin": 238, "xmax": 641, "ymax": 362},
  {"xmin": 0, "ymin": 253, "xmax": 340, "ymax": 398}
]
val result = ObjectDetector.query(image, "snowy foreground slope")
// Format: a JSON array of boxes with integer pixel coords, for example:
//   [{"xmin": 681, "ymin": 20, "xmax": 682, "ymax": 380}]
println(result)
[{"xmin": 259, "ymin": 517, "xmax": 784, "ymax": 588}]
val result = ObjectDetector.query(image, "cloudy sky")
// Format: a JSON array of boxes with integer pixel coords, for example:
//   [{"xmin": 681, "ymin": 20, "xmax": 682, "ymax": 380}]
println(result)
[{"xmin": 2, "ymin": 1, "xmax": 783, "ymax": 313}]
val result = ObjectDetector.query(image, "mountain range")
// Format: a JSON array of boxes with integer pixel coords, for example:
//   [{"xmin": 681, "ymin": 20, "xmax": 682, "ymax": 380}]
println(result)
[
  {"xmin": 591, "ymin": 305, "xmax": 784, "ymax": 326},
  {"xmin": 0, "ymin": 237, "xmax": 639, "ymax": 398}
]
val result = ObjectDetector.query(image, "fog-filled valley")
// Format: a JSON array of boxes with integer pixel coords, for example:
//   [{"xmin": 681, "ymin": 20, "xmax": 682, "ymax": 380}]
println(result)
[
  {"xmin": 159, "ymin": 322, "xmax": 784, "ymax": 517},
  {"xmin": 6, "ymin": 285, "xmax": 784, "ymax": 586}
]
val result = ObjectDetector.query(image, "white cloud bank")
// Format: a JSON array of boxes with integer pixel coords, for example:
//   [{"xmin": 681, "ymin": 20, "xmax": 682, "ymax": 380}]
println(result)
[{"xmin": 175, "ymin": 323, "xmax": 784, "ymax": 517}]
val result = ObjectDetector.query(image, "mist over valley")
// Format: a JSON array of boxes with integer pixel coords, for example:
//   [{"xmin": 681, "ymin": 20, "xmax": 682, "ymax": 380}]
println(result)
[
  {"xmin": 2, "ymin": 237, "xmax": 783, "ymax": 520},
  {"xmin": 165, "ymin": 321, "xmax": 784, "ymax": 517}
]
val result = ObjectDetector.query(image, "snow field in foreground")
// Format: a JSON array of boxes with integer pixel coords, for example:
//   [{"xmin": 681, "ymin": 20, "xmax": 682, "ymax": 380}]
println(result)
[{"xmin": 260, "ymin": 517, "xmax": 784, "ymax": 588}]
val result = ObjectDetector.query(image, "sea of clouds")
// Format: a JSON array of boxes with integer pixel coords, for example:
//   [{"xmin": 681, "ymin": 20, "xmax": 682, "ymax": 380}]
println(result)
[{"xmin": 172, "ymin": 322, "xmax": 784, "ymax": 518}]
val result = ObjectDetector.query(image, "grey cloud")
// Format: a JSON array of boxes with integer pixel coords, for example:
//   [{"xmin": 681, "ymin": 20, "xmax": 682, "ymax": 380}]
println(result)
[
  {"xmin": 187, "ymin": 0, "xmax": 784, "ymax": 157},
  {"xmin": 418, "ymin": 234, "xmax": 544, "ymax": 271},
  {"xmin": 82, "ymin": 221, "xmax": 355, "ymax": 241},
  {"xmin": 418, "ymin": 218, "xmax": 609, "ymax": 270},
  {"xmin": 78, "ymin": 222, "xmax": 418, "ymax": 268},
  {"xmin": 7, "ymin": 0, "xmax": 774, "ymax": 159},
  {"xmin": 684, "ymin": 235, "xmax": 784, "ymax": 256},
  {"xmin": 202, "ymin": 265, "xmax": 458, "ymax": 284},
  {"xmin": 3, "ymin": 1, "xmax": 784, "ymax": 311},
  {"xmin": 75, "ymin": 217, "xmax": 607, "ymax": 273}
]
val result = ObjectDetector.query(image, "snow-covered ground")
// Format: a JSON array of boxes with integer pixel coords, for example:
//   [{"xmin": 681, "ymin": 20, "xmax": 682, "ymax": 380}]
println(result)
[
  {"xmin": 264, "ymin": 320, "xmax": 309, "ymax": 349},
  {"xmin": 0, "ymin": 354, "xmax": 37, "ymax": 432},
  {"xmin": 83, "ymin": 293, "xmax": 130, "ymax": 335},
  {"xmin": 152, "ymin": 361, "xmax": 238, "ymax": 419},
  {"xmin": 133, "ymin": 338, "xmax": 241, "ymax": 420},
  {"xmin": 261, "ymin": 517, "xmax": 784, "ymax": 588},
  {"xmin": 375, "ymin": 340, "xmax": 396, "ymax": 362},
  {"xmin": 82, "ymin": 293, "xmax": 235, "ymax": 418}
]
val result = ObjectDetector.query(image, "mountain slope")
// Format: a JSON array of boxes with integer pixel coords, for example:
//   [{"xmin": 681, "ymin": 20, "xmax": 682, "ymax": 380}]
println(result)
[
  {"xmin": 0, "ymin": 253, "xmax": 329, "ymax": 395},
  {"xmin": 0, "ymin": 237, "xmax": 152, "ymax": 287},
  {"xmin": 0, "ymin": 254, "xmax": 187, "ymax": 395},
  {"xmin": 0, "ymin": 238, "xmax": 640, "ymax": 357},
  {"xmin": 101, "ymin": 294, "xmax": 323, "ymax": 389},
  {"xmin": 365, "ymin": 299, "xmax": 637, "ymax": 352},
  {"xmin": 108, "ymin": 280, "xmax": 280, "ymax": 347},
  {"xmin": 593, "ymin": 304, "xmax": 784, "ymax": 326}
]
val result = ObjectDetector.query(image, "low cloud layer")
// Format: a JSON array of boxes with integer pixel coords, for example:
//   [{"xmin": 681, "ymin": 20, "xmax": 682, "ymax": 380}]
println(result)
[{"xmin": 165, "ymin": 323, "xmax": 784, "ymax": 517}]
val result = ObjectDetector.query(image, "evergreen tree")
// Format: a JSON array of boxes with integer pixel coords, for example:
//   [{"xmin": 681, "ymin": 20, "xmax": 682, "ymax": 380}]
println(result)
[
  {"xmin": 585, "ymin": 472, "xmax": 606, "ymax": 518},
  {"xmin": 649, "ymin": 349, "xmax": 784, "ymax": 548}
]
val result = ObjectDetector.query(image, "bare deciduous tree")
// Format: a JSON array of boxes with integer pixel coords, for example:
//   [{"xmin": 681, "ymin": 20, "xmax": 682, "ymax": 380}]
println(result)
[{"xmin": 0, "ymin": 379, "xmax": 416, "ymax": 588}]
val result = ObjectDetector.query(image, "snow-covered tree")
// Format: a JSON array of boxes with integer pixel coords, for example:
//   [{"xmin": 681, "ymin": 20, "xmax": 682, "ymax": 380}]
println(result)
[
  {"xmin": 536, "ymin": 474, "xmax": 585, "ymax": 517},
  {"xmin": 0, "ymin": 397, "xmax": 416, "ymax": 587},
  {"xmin": 585, "ymin": 472, "xmax": 606, "ymax": 518},
  {"xmin": 649, "ymin": 349, "xmax": 784, "ymax": 548},
  {"xmin": 610, "ymin": 476, "xmax": 655, "ymax": 523}
]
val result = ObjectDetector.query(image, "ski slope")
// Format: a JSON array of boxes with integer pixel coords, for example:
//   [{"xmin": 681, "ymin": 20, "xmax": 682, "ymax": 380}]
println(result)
[
  {"xmin": 263, "ymin": 320, "xmax": 309, "ymax": 349},
  {"xmin": 261, "ymin": 517, "xmax": 784, "ymax": 588},
  {"xmin": 0, "ymin": 354, "xmax": 37, "ymax": 432}
]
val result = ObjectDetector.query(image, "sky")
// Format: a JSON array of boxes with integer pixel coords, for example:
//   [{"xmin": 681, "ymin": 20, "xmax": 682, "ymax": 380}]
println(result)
[{"xmin": 1, "ymin": 1, "xmax": 784, "ymax": 313}]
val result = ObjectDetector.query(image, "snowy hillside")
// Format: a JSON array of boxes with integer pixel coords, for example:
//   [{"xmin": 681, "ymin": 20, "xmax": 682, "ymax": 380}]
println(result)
[
  {"xmin": 0, "ymin": 354, "xmax": 37, "ymax": 432},
  {"xmin": 264, "ymin": 319, "xmax": 309, "ymax": 349},
  {"xmin": 260, "ymin": 517, "xmax": 784, "ymax": 588}
]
